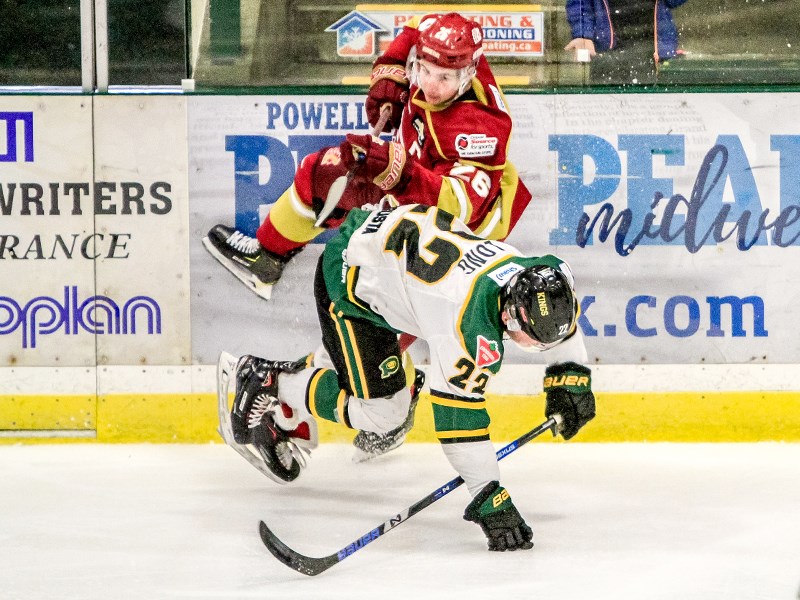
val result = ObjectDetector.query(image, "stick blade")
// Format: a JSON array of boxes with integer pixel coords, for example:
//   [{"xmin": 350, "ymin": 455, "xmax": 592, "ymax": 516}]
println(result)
[
  {"xmin": 258, "ymin": 520, "xmax": 338, "ymax": 576},
  {"xmin": 314, "ymin": 175, "xmax": 348, "ymax": 227}
]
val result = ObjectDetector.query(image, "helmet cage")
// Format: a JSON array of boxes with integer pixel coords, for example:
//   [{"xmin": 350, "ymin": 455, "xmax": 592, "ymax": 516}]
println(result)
[{"xmin": 409, "ymin": 52, "xmax": 476, "ymax": 101}]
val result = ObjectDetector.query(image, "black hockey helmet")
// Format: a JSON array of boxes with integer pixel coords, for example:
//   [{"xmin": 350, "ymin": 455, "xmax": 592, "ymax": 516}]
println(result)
[{"xmin": 501, "ymin": 264, "xmax": 577, "ymax": 349}]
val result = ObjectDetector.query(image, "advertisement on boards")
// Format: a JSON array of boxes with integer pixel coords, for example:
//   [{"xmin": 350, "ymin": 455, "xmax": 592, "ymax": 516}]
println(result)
[
  {"xmin": 0, "ymin": 96, "xmax": 190, "ymax": 367},
  {"xmin": 324, "ymin": 7, "xmax": 544, "ymax": 59},
  {"xmin": 188, "ymin": 96, "xmax": 369, "ymax": 363},
  {"xmin": 506, "ymin": 93, "xmax": 800, "ymax": 365},
  {"xmin": 188, "ymin": 93, "xmax": 800, "ymax": 365}
]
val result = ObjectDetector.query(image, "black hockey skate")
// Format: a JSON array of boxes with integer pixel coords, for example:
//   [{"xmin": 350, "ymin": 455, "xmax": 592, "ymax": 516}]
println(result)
[
  {"xmin": 352, "ymin": 369, "xmax": 426, "ymax": 463},
  {"xmin": 202, "ymin": 224, "xmax": 293, "ymax": 300},
  {"xmin": 230, "ymin": 354, "xmax": 309, "ymax": 483}
]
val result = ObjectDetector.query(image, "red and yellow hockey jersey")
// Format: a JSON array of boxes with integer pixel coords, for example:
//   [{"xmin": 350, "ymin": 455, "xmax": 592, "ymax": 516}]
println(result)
[{"xmin": 379, "ymin": 19, "xmax": 533, "ymax": 242}]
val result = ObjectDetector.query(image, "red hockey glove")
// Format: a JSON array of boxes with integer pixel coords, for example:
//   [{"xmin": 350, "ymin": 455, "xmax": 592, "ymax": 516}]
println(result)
[
  {"xmin": 366, "ymin": 64, "xmax": 408, "ymax": 132},
  {"xmin": 340, "ymin": 134, "xmax": 410, "ymax": 192},
  {"xmin": 338, "ymin": 179, "xmax": 384, "ymax": 212}
]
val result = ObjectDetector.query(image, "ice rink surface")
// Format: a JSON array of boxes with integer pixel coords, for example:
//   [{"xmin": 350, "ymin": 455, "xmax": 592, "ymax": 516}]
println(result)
[{"xmin": 3, "ymin": 441, "xmax": 799, "ymax": 600}]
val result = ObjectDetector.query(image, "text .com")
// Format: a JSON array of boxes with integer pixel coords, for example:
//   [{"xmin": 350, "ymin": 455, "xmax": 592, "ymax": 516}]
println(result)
[{"xmin": 579, "ymin": 294, "xmax": 767, "ymax": 338}]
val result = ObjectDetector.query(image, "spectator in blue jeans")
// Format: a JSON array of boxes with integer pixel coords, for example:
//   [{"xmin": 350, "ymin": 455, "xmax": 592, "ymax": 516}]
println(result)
[{"xmin": 564, "ymin": 0, "xmax": 688, "ymax": 85}]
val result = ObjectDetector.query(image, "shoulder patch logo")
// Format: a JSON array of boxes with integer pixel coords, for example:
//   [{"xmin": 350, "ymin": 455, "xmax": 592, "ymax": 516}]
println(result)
[
  {"xmin": 455, "ymin": 133, "xmax": 498, "ymax": 158},
  {"xmin": 476, "ymin": 335, "xmax": 501, "ymax": 368},
  {"xmin": 487, "ymin": 262, "xmax": 524, "ymax": 287}
]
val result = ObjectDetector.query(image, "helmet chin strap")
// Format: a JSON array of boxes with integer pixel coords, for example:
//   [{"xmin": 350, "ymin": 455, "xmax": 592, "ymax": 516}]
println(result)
[
  {"xmin": 406, "ymin": 47, "xmax": 419, "ymax": 86},
  {"xmin": 505, "ymin": 316, "xmax": 522, "ymax": 332},
  {"xmin": 504, "ymin": 307, "xmax": 548, "ymax": 353},
  {"xmin": 409, "ymin": 55, "xmax": 476, "ymax": 106},
  {"xmin": 457, "ymin": 64, "xmax": 477, "ymax": 97},
  {"xmin": 514, "ymin": 340, "xmax": 540, "ymax": 354},
  {"xmin": 504, "ymin": 301, "xmax": 522, "ymax": 332}
]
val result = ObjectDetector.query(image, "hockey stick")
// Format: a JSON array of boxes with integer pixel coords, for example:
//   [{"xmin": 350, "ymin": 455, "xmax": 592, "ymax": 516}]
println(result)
[
  {"xmin": 314, "ymin": 104, "xmax": 393, "ymax": 227},
  {"xmin": 258, "ymin": 414, "xmax": 562, "ymax": 576}
]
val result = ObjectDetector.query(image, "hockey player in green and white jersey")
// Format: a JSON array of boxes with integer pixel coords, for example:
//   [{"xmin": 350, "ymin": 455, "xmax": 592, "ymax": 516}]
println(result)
[{"xmin": 221, "ymin": 203, "xmax": 596, "ymax": 551}]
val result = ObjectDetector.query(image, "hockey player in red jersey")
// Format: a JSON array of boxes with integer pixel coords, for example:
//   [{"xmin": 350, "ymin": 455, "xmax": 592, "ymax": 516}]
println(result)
[
  {"xmin": 204, "ymin": 12, "xmax": 534, "ymax": 462},
  {"xmin": 204, "ymin": 12, "xmax": 532, "ymax": 296}
]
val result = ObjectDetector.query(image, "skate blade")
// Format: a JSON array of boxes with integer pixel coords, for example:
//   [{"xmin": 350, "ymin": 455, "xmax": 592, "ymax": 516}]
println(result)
[
  {"xmin": 351, "ymin": 448, "xmax": 379, "ymax": 464},
  {"xmin": 351, "ymin": 435, "xmax": 407, "ymax": 463},
  {"xmin": 216, "ymin": 351, "xmax": 238, "ymax": 439},
  {"xmin": 202, "ymin": 236, "xmax": 274, "ymax": 300}
]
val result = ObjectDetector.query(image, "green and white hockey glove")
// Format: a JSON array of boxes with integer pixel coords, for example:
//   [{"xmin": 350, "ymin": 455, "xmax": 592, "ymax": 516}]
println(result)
[
  {"xmin": 544, "ymin": 361, "xmax": 596, "ymax": 440},
  {"xmin": 463, "ymin": 481, "xmax": 533, "ymax": 551}
]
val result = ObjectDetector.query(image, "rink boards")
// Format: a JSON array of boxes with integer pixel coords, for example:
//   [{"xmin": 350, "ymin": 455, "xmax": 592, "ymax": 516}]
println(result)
[
  {"xmin": 1, "ymin": 93, "xmax": 799, "ymax": 443},
  {"xmin": 1, "ymin": 364, "xmax": 798, "ymax": 443}
]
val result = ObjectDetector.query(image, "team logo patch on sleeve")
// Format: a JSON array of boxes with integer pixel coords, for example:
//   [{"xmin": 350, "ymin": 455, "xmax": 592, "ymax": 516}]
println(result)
[
  {"xmin": 476, "ymin": 335, "xmax": 501, "ymax": 367},
  {"xmin": 455, "ymin": 133, "xmax": 498, "ymax": 158},
  {"xmin": 379, "ymin": 355, "xmax": 401, "ymax": 378}
]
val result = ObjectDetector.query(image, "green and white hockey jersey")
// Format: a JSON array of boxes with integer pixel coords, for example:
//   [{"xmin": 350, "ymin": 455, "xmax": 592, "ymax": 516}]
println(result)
[
  {"xmin": 323, "ymin": 204, "xmax": 584, "ymax": 494},
  {"xmin": 327, "ymin": 204, "xmax": 571, "ymax": 409}
]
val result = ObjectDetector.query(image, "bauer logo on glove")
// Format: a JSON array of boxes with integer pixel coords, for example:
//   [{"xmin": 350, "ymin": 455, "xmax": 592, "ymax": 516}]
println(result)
[
  {"xmin": 340, "ymin": 134, "xmax": 411, "ymax": 192},
  {"xmin": 543, "ymin": 361, "xmax": 596, "ymax": 440},
  {"xmin": 464, "ymin": 481, "xmax": 534, "ymax": 552},
  {"xmin": 366, "ymin": 63, "xmax": 409, "ymax": 132},
  {"xmin": 543, "ymin": 371, "xmax": 591, "ymax": 392}
]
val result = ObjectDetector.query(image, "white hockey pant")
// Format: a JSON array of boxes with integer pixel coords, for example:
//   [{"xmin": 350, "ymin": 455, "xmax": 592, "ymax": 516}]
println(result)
[{"xmin": 278, "ymin": 358, "xmax": 411, "ymax": 435}]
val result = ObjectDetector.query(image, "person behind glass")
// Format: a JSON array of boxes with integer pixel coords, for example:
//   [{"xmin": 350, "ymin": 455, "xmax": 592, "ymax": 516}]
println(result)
[{"xmin": 564, "ymin": 0, "xmax": 687, "ymax": 85}]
